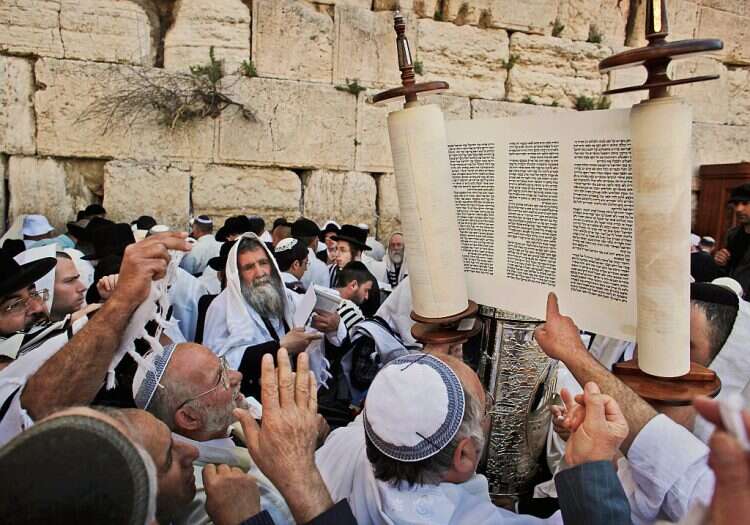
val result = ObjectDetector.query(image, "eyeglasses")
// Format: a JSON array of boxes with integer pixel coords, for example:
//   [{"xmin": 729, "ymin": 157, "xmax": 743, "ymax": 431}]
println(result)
[
  {"xmin": 3, "ymin": 289, "xmax": 49, "ymax": 314},
  {"xmin": 175, "ymin": 357, "xmax": 231, "ymax": 410}
]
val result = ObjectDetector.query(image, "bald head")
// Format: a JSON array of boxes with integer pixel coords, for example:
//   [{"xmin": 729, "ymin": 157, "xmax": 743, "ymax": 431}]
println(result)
[{"xmin": 433, "ymin": 353, "xmax": 486, "ymax": 408}]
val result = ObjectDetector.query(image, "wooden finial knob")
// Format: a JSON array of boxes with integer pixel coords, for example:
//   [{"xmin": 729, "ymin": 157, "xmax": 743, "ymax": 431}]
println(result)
[
  {"xmin": 372, "ymin": 12, "xmax": 449, "ymax": 106},
  {"xmin": 599, "ymin": 0, "xmax": 723, "ymax": 98}
]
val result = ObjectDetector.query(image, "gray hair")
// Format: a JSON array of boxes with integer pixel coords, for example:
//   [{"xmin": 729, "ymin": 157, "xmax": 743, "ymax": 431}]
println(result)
[
  {"xmin": 147, "ymin": 377, "xmax": 194, "ymax": 431},
  {"xmin": 366, "ymin": 386, "xmax": 485, "ymax": 486}
]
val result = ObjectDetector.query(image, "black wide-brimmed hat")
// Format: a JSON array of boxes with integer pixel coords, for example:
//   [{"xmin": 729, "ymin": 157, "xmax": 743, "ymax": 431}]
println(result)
[
  {"xmin": 0, "ymin": 250, "xmax": 56, "ymax": 298},
  {"xmin": 319, "ymin": 221, "xmax": 340, "ymax": 241},
  {"xmin": 332, "ymin": 224, "xmax": 371, "ymax": 251},
  {"xmin": 728, "ymin": 183, "xmax": 750, "ymax": 204},
  {"xmin": 82, "ymin": 223, "xmax": 135, "ymax": 261},
  {"xmin": 208, "ymin": 240, "xmax": 237, "ymax": 272},
  {"xmin": 216, "ymin": 216, "xmax": 253, "ymax": 242}
]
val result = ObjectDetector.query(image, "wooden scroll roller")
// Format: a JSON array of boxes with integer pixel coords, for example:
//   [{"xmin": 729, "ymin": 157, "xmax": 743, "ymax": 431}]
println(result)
[
  {"xmin": 373, "ymin": 12, "xmax": 481, "ymax": 345},
  {"xmin": 600, "ymin": 0, "xmax": 722, "ymax": 405}
]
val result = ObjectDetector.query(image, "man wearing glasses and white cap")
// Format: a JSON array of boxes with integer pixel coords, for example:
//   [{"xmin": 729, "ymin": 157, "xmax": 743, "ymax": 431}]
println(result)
[{"xmin": 133, "ymin": 341, "xmax": 294, "ymax": 525}]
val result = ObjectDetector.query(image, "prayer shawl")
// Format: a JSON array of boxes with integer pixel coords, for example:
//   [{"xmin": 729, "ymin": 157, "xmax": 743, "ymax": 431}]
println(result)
[
  {"xmin": 361, "ymin": 254, "xmax": 387, "ymax": 285},
  {"xmin": 301, "ymin": 247, "xmax": 330, "ymax": 290},
  {"xmin": 316, "ymin": 415, "xmax": 559, "ymax": 524},
  {"xmin": 168, "ymin": 267, "xmax": 208, "ymax": 342},
  {"xmin": 694, "ymin": 298, "xmax": 750, "ymax": 442},
  {"xmin": 172, "ymin": 433, "xmax": 294, "ymax": 525},
  {"xmin": 383, "ymin": 232, "xmax": 408, "ymax": 289},
  {"xmin": 202, "ymin": 233, "xmax": 329, "ymax": 384},
  {"xmin": 374, "ymin": 277, "xmax": 418, "ymax": 348},
  {"xmin": 15, "ymin": 244, "xmax": 57, "ymax": 311}
]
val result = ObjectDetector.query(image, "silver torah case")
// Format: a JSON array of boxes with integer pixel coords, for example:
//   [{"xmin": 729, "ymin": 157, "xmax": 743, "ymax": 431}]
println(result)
[{"xmin": 476, "ymin": 305, "xmax": 558, "ymax": 505}]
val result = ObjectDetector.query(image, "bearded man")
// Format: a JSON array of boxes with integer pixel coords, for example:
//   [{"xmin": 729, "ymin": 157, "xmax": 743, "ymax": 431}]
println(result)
[
  {"xmin": 202, "ymin": 234, "xmax": 320, "ymax": 398},
  {"xmin": 383, "ymin": 232, "xmax": 407, "ymax": 289}
]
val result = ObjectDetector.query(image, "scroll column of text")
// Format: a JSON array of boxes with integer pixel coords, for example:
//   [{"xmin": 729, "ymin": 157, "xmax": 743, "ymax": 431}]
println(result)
[
  {"xmin": 571, "ymin": 139, "xmax": 633, "ymax": 303},
  {"xmin": 449, "ymin": 143, "xmax": 496, "ymax": 275},
  {"xmin": 507, "ymin": 141, "xmax": 559, "ymax": 286}
]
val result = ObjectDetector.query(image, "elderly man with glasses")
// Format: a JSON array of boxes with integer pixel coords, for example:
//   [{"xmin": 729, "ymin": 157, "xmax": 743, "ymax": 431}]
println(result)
[{"xmin": 133, "ymin": 341, "xmax": 295, "ymax": 525}]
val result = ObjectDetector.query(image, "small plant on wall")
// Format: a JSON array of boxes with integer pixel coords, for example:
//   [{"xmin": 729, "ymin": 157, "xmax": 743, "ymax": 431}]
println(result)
[{"xmin": 77, "ymin": 47, "xmax": 256, "ymax": 133}]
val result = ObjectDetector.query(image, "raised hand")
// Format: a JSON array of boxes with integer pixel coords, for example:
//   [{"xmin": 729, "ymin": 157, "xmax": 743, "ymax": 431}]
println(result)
[
  {"xmin": 203, "ymin": 464, "xmax": 260, "ymax": 525},
  {"xmin": 534, "ymin": 293, "xmax": 588, "ymax": 364},
  {"xmin": 564, "ymin": 382, "xmax": 629, "ymax": 466}
]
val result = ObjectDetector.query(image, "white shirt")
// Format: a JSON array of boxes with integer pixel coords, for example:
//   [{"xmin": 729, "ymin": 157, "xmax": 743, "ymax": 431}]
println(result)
[
  {"xmin": 302, "ymin": 248, "xmax": 330, "ymax": 290},
  {"xmin": 536, "ymin": 368, "xmax": 714, "ymax": 525},
  {"xmin": 316, "ymin": 415, "xmax": 561, "ymax": 525},
  {"xmin": 180, "ymin": 235, "xmax": 221, "ymax": 276}
]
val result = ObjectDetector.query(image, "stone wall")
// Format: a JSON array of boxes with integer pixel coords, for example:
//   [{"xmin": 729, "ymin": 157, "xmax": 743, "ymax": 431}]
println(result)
[{"xmin": 1, "ymin": 0, "xmax": 748, "ymax": 239}]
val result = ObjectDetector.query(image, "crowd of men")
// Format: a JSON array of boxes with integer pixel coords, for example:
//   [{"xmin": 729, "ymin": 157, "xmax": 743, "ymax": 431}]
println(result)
[{"xmin": 0, "ymin": 183, "xmax": 749, "ymax": 525}]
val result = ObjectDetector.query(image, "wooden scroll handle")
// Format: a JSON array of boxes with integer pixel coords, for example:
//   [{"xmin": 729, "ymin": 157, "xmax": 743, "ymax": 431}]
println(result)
[
  {"xmin": 372, "ymin": 11, "xmax": 449, "ymax": 106},
  {"xmin": 599, "ymin": 0, "xmax": 723, "ymax": 98},
  {"xmin": 613, "ymin": 359, "xmax": 721, "ymax": 406}
]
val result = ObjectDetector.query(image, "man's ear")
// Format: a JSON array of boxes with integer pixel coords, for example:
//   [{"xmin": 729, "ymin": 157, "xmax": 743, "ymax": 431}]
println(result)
[
  {"xmin": 174, "ymin": 406, "xmax": 202, "ymax": 433},
  {"xmin": 451, "ymin": 436, "xmax": 479, "ymax": 476}
]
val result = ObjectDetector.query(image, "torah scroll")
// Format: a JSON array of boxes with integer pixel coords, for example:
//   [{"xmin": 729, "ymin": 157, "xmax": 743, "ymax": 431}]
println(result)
[
  {"xmin": 388, "ymin": 103, "xmax": 469, "ymax": 319},
  {"xmin": 631, "ymin": 96, "xmax": 692, "ymax": 377}
]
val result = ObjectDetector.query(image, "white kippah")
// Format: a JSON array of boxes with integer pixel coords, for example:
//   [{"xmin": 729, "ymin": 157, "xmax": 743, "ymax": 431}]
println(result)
[
  {"xmin": 132, "ymin": 343, "xmax": 178, "ymax": 410},
  {"xmin": 363, "ymin": 354, "xmax": 465, "ymax": 462},
  {"xmin": 357, "ymin": 223, "xmax": 370, "ymax": 231},
  {"xmin": 275, "ymin": 237, "xmax": 298, "ymax": 253},
  {"xmin": 195, "ymin": 215, "xmax": 212, "ymax": 225},
  {"xmin": 150, "ymin": 225, "xmax": 170, "ymax": 234},
  {"xmin": 712, "ymin": 277, "xmax": 744, "ymax": 298}
]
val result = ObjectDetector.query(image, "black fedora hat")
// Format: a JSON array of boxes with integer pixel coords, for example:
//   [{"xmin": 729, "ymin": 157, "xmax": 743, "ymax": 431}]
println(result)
[
  {"xmin": 207, "ymin": 240, "xmax": 237, "ymax": 272},
  {"xmin": 0, "ymin": 250, "xmax": 56, "ymax": 298},
  {"xmin": 319, "ymin": 222, "xmax": 340, "ymax": 241},
  {"xmin": 332, "ymin": 224, "xmax": 371, "ymax": 251},
  {"xmin": 216, "ymin": 216, "xmax": 253, "ymax": 242},
  {"xmin": 82, "ymin": 223, "xmax": 135, "ymax": 261},
  {"xmin": 74, "ymin": 217, "xmax": 114, "ymax": 244},
  {"xmin": 291, "ymin": 218, "xmax": 320, "ymax": 239}
]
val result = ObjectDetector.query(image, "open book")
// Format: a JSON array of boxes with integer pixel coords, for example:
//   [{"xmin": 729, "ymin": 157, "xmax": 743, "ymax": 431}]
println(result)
[{"xmin": 443, "ymin": 109, "xmax": 636, "ymax": 341}]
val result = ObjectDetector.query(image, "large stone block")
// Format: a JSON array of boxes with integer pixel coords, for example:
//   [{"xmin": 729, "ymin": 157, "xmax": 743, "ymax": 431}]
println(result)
[
  {"xmin": 555, "ymin": 0, "xmax": 599, "ymax": 41},
  {"xmin": 470, "ymin": 99, "xmax": 573, "ymax": 120},
  {"xmin": 0, "ymin": 0, "xmax": 64, "ymax": 57},
  {"xmin": 418, "ymin": 19, "xmax": 508, "ymax": 99},
  {"xmin": 442, "ymin": 0, "xmax": 558, "ymax": 34},
  {"xmin": 8, "ymin": 156, "xmax": 101, "ymax": 230},
  {"xmin": 333, "ymin": 7, "xmax": 417, "ymax": 87},
  {"xmin": 164, "ymin": 0, "xmax": 251, "ymax": 73},
  {"xmin": 506, "ymin": 33, "xmax": 609, "ymax": 107},
  {"xmin": 252, "ymin": 0, "xmax": 333, "ymax": 83},
  {"xmin": 627, "ymin": 0, "xmax": 698, "ymax": 47},
  {"xmin": 670, "ymin": 58, "xmax": 728, "ymax": 124},
  {"xmin": 191, "ymin": 164, "xmax": 301, "ymax": 226},
  {"xmin": 596, "ymin": 0, "xmax": 630, "ymax": 46},
  {"xmin": 216, "ymin": 77, "xmax": 356, "ymax": 170},
  {"xmin": 693, "ymin": 124, "xmax": 750, "ymax": 169},
  {"xmin": 302, "ymin": 170, "xmax": 376, "ymax": 227},
  {"xmin": 728, "ymin": 68, "xmax": 750, "ymax": 126},
  {"xmin": 696, "ymin": 7, "xmax": 750, "ymax": 65},
  {"xmin": 60, "ymin": 0, "xmax": 159, "ymax": 66},
  {"xmin": 355, "ymin": 91, "xmax": 470, "ymax": 173},
  {"xmin": 315, "ymin": 0, "xmax": 371, "ymax": 8},
  {"xmin": 373, "ymin": 0, "xmax": 439, "ymax": 18},
  {"xmin": 0, "ymin": 56, "xmax": 35, "ymax": 155},
  {"xmin": 376, "ymin": 172, "xmax": 401, "ymax": 240},
  {"xmin": 35, "ymin": 59, "xmax": 215, "ymax": 161},
  {"xmin": 103, "ymin": 160, "xmax": 191, "ymax": 229}
]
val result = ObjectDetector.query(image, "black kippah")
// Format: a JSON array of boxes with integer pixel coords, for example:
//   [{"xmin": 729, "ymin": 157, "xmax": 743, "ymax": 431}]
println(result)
[{"xmin": 690, "ymin": 282, "xmax": 740, "ymax": 309}]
